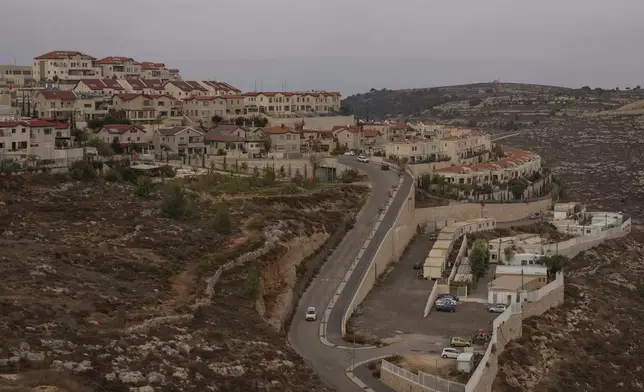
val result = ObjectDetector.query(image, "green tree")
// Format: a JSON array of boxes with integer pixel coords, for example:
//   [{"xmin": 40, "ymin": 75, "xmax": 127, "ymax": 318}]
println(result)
[
  {"xmin": 509, "ymin": 178, "xmax": 527, "ymax": 199},
  {"xmin": 86, "ymin": 137, "xmax": 113, "ymax": 156},
  {"xmin": 212, "ymin": 202, "xmax": 233, "ymax": 234},
  {"xmin": 134, "ymin": 176, "xmax": 154, "ymax": 198},
  {"xmin": 261, "ymin": 134, "xmax": 272, "ymax": 153},
  {"xmin": 538, "ymin": 254, "xmax": 568, "ymax": 279},
  {"xmin": 469, "ymin": 239, "xmax": 490, "ymax": 281},
  {"xmin": 110, "ymin": 138, "xmax": 124, "ymax": 154},
  {"xmin": 211, "ymin": 114, "xmax": 223, "ymax": 125},
  {"xmin": 161, "ymin": 182, "xmax": 193, "ymax": 219}
]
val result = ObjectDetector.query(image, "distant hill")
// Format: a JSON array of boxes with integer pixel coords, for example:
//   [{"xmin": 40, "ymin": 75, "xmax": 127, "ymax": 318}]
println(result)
[{"xmin": 341, "ymin": 82, "xmax": 572, "ymax": 120}]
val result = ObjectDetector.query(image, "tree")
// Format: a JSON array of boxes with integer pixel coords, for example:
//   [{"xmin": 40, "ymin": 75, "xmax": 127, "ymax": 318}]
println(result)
[
  {"xmin": 110, "ymin": 138, "xmax": 124, "ymax": 154},
  {"xmin": 52, "ymin": 75, "xmax": 59, "ymax": 83},
  {"xmin": 538, "ymin": 254, "xmax": 568, "ymax": 279},
  {"xmin": 508, "ymin": 178, "xmax": 527, "ymax": 200},
  {"xmin": 503, "ymin": 247, "xmax": 515, "ymax": 263},
  {"xmin": 211, "ymin": 114, "xmax": 223, "ymax": 125},
  {"xmin": 212, "ymin": 202, "xmax": 233, "ymax": 234},
  {"xmin": 87, "ymin": 109, "xmax": 131, "ymax": 129},
  {"xmin": 161, "ymin": 182, "xmax": 193, "ymax": 219},
  {"xmin": 86, "ymin": 137, "xmax": 113, "ymax": 156},
  {"xmin": 260, "ymin": 134, "xmax": 272, "ymax": 153},
  {"xmin": 310, "ymin": 139, "xmax": 322, "ymax": 152},
  {"xmin": 469, "ymin": 239, "xmax": 490, "ymax": 281}
]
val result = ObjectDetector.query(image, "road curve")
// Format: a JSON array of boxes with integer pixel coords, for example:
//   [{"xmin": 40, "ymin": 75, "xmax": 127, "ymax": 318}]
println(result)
[{"xmin": 288, "ymin": 157, "xmax": 412, "ymax": 391}]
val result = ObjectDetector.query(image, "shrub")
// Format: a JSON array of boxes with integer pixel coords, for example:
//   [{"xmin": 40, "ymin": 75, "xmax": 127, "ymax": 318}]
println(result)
[
  {"xmin": 135, "ymin": 176, "xmax": 154, "ymax": 198},
  {"xmin": 212, "ymin": 202, "xmax": 233, "ymax": 234},
  {"xmin": 161, "ymin": 182, "xmax": 193, "ymax": 219},
  {"xmin": 243, "ymin": 263, "xmax": 260, "ymax": 298},
  {"xmin": 341, "ymin": 168, "xmax": 361, "ymax": 183},
  {"xmin": 104, "ymin": 169, "xmax": 118, "ymax": 182},
  {"xmin": 69, "ymin": 160, "xmax": 96, "ymax": 180},
  {"xmin": 159, "ymin": 165, "xmax": 176, "ymax": 178}
]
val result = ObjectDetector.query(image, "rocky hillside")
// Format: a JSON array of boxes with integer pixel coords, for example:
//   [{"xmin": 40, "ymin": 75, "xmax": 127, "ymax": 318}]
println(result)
[
  {"xmin": 341, "ymin": 83, "xmax": 571, "ymax": 119},
  {"xmin": 0, "ymin": 172, "xmax": 368, "ymax": 392},
  {"xmin": 493, "ymin": 227, "xmax": 644, "ymax": 391}
]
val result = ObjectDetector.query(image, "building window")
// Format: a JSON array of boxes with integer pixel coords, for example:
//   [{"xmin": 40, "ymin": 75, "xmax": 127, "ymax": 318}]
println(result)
[{"xmin": 11, "ymin": 129, "xmax": 16, "ymax": 134}]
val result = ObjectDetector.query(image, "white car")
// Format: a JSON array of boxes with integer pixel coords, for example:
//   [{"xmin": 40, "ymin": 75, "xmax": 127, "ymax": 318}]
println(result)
[
  {"xmin": 343, "ymin": 151, "xmax": 355, "ymax": 156},
  {"xmin": 357, "ymin": 155, "xmax": 369, "ymax": 163},
  {"xmin": 305, "ymin": 307, "xmax": 317, "ymax": 321},
  {"xmin": 441, "ymin": 347, "xmax": 462, "ymax": 359},
  {"xmin": 488, "ymin": 303, "xmax": 507, "ymax": 313}
]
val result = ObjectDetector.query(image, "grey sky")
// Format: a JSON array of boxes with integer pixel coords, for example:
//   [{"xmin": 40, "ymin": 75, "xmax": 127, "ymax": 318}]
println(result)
[{"xmin": 2, "ymin": 0, "xmax": 644, "ymax": 95}]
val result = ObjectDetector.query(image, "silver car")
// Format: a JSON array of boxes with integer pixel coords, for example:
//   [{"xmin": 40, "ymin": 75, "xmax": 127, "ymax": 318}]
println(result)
[
  {"xmin": 488, "ymin": 303, "xmax": 507, "ymax": 313},
  {"xmin": 441, "ymin": 347, "xmax": 462, "ymax": 359}
]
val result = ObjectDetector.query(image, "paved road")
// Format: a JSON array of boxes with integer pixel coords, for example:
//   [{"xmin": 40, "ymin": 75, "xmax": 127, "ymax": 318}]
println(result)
[{"xmin": 288, "ymin": 157, "xmax": 412, "ymax": 392}]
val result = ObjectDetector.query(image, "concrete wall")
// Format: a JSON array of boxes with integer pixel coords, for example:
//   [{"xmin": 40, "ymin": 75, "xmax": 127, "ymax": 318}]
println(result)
[
  {"xmin": 415, "ymin": 198, "xmax": 552, "ymax": 225},
  {"xmin": 342, "ymin": 175, "xmax": 416, "ymax": 336},
  {"xmin": 381, "ymin": 365, "xmax": 431, "ymax": 392}
]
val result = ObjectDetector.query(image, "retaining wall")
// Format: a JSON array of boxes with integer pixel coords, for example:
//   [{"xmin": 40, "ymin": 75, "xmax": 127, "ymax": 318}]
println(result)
[{"xmin": 415, "ymin": 198, "xmax": 552, "ymax": 225}]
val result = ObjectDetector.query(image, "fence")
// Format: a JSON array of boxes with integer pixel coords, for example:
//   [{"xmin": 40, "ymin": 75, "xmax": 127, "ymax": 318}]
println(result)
[
  {"xmin": 380, "ymin": 359, "xmax": 465, "ymax": 392},
  {"xmin": 280, "ymin": 219, "xmax": 352, "ymax": 332}
]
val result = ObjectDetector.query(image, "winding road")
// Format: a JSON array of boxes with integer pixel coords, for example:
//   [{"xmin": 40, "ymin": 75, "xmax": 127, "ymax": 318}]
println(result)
[{"xmin": 289, "ymin": 157, "xmax": 422, "ymax": 392}]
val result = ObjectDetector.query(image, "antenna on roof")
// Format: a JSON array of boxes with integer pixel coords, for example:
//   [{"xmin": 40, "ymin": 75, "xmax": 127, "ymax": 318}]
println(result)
[
  {"xmin": 285, "ymin": 80, "xmax": 287, "ymax": 92},
  {"xmin": 254, "ymin": 80, "xmax": 257, "ymax": 92}
]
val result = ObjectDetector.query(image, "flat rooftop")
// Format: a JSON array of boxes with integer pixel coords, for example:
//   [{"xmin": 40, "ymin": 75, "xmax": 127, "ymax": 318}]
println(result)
[{"xmin": 489, "ymin": 275, "xmax": 539, "ymax": 291}]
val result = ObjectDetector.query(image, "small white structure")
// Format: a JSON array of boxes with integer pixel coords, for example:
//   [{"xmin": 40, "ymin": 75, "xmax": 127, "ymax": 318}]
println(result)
[
  {"xmin": 457, "ymin": 352, "xmax": 475, "ymax": 373},
  {"xmin": 553, "ymin": 202, "xmax": 582, "ymax": 220},
  {"xmin": 488, "ymin": 275, "xmax": 541, "ymax": 305}
]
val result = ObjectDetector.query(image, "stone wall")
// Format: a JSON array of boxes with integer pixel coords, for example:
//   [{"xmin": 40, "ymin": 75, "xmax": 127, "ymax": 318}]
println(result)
[
  {"xmin": 415, "ymin": 198, "xmax": 552, "ymax": 224},
  {"xmin": 522, "ymin": 283, "xmax": 565, "ymax": 319}
]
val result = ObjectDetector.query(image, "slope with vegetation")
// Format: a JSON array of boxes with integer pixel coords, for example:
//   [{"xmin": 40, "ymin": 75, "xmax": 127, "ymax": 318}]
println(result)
[{"xmin": 0, "ymin": 167, "xmax": 368, "ymax": 391}]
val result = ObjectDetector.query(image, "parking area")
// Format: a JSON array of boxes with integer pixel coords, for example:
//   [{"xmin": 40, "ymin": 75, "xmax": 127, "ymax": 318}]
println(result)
[
  {"xmin": 352, "ymin": 233, "xmax": 437, "ymax": 339},
  {"xmin": 424, "ymin": 302, "xmax": 497, "ymax": 338}
]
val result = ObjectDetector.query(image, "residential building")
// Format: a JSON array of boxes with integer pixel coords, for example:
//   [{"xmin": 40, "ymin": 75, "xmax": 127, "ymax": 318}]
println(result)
[
  {"xmin": 262, "ymin": 125, "xmax": 301, "ymax": 153},
  {"xmin": 487, "ymin": 275, "xmax": 541, "ymax": 305},
  {"xmin": 301, "ymin": 129, "xmax": 335, "ymax": 152},
  {"xmin": 332, "ymin": 125, "xmax": 361, "ymax": 151},
  {"xmin": 242, "ymin": 91, "xmax": 341, "ymax": 115},
  {"xmin": 74, "ymin": 93, "xmax": 111, "ymax": 123},
  {"xmin": 435, "ymin": 147, "xmax": 541, "ymax": 186},
  {"xmin": 95, "ymin": 57, "xmax": 142, "ymax": 79},
  {"xmin": 222, "ymin": 95, "xmax": 245, "ymax": 116},
  {"xmin": 494, "ymin": 265, "xmax": 548, "ymax": 289},
  {"xmin": 32, "ymin": 90, "xmax": 77, "ymax": 120},
  {"xmin": 361, "ymin": 128, "xmax": 385, "ymax": 148},
  {"xmin": 33, "ymin": 51, "xmax": 100, "ymax": 81},
  {"xmin": 386, "ymin": 139, "xmax": 442, "ymax": 161},
  {"xmin": 111, "ymin": 94, "xmax": 179, "ymax": 124},
  {"xmin": 29, "ymin": 119, "xmax": 70, "ymax": 158},
  {"xmin": 140, "ymin": 62, "xmax": 172, "ymax": 81},
  {"xmin": 0, "ymin": 120, "xmax": 30, "ymax": 157},
  {"xmin": 163, "ymin": 81, "xmax": 208, "ymax": 99},
  {"xmin": 73, "ymin": 79, "xmax": 126, "ymax": 96},
  {"xmin": 204, "ymin": 125, "xmax": 262, "ymax": 155},
  {"xmin": 93, "ymin": 124, "xmax": 150, "ymax": 152},
  {"xmin": 122, "ymin": 79, "xmax": 165, "ymax": 95},
  {"xmin": 0, "ymin": 65, "xmax": 36, "ymax": 88},
  {"xmin": 201, "ymin": 81, "xmax": 241, "ymax": 95},
  {"xmin": 153, "ymin": 126, "xmax": 205, "ymax": 155},
  {"xmin": 182, "ymin": 96, "xmax": 226, "ymax": 127}
]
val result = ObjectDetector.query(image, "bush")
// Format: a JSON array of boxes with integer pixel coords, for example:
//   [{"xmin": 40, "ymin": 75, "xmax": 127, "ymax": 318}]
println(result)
[
  {"xmin": 212, "ymin": 202, "xmax": 233, "ymax": 234},
  {"xmin": 161, "ymin": 182, "xmax": 193, "ymax": 219},
  {"xmin": 243, "ymin": 263, "xmax": 260, "ymax": 298},
  {"xmin": 69, "ymin": 160, "xmax": 96, "ymax": 180},
  {"xmin": 341, "ymin": 168, "xmax": 361, "ymax": 183},
  {"xmin": 135, "ymin": 176, "xmax": 154, "ymax": 198},
  {"xmin": 104, "ymin": 169, "xmax": 118, "ymax": 182}
]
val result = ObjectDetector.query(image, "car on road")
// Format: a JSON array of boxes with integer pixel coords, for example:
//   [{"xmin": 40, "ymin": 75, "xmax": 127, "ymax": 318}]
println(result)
[
  {"xmin": 380, "ymin": 164, "xmax": 390, "ymax": 171},
  {"xmin": 488, "ymin": 303, "xmax": 507, "ymax": 313},
  {"xmin": 357, "ymin": 155, "xmax": 369, "ymax": 163},
  {"xmin": 343, "ymin": 151, "xmax": 355, "ymax": 156},
  {"xmin": 435, "ymin": 301, "xmax": 456, "ymax": 312},
  {"xmin": 441, "ymin": 348, "xmax": 462, "ymax": 359},
  {"xmin": 437, "ymin": 293, "xmax": 459, "ymax": 303},
  {"xmin": 450, "ymin": 337, "xmax": 471, "ymax": 348},
  {"xmin": 305, "ymin": 307, "xmax": 317, "ymax": 321}
]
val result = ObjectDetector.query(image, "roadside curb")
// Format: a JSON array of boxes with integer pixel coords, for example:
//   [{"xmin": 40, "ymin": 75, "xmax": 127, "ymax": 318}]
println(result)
[
  {"xmin": 319, "ymin": 174, "xmax": 405, "ymax": 350},
  {"xmin": 344, "ymin": 355, "xmax": 391, "ymax": 392}
]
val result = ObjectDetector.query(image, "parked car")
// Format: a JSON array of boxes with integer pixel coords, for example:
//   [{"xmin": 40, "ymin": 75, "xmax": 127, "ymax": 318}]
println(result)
[
  {"xmin": 437, "ymin": 293, "xmax": 460, "ymax": 303},
  {"xmin": 343, "ymin": 151, "xmax": 355, "ymax": 156},
  {"xmin": 441, "ymin": 348, "xmax": 462, "ymax": 359},
  {"xmin": 381, "ymin": 164, "xmax": 390, "ymax": 171},
  {"xmin": 305, "ymin": 307, "xmax": 317, "ymax": 321},
  {"xmin": 435, "ymin": 298, "xmax": 457, "ymax": 306},
  {"xmin": 488, "ymin": 303, "xmax": 507, "ymax": 313},
  {"xmin": 357, "ymin": 155, "xmax": 369, "ymax": 163},
  {"xmin": 450, "ymin": 337, "xmax": 471, "ymax": 348},
  {"xmin": 435, "ymin": 301, "xmax": 456, "ymax": 312}
]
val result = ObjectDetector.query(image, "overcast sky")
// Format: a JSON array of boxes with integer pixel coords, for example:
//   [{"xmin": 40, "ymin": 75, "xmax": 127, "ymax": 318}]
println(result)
[{"xmin": 2, "ymin": 0, "xmax": 643, "ymax": 95}]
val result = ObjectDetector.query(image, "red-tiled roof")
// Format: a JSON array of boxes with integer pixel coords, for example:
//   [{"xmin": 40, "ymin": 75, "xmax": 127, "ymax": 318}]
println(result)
[
  {"xmin": 96, "ymin": 56, "xmax": 135, "ymax": 64},
  {"xmin": 102, "ymin": 78, "xmax": 124, "ymax": 89},
  {"xmin": 125, "ymin": 79, "xmax": 163, "ymax": 90},
  {"xmin": 28, "ymin": 120, "xmax": 58, "ymax": 128},
  {"xmin": 332, "ymin": 125, "xmax": 360, "ymax": 133},
  {"xmin": 364, "ymin": 129, "xmax": 379, "ymax": 138},
  {"xmin": 35, "ymin": 51, "xmax": 96, "ymax": 60},
  {"xmin": 38, "ymin": 90, "xmax": 77, "ymax": 100},
  {"xmin": 95, "ymin": 124, "xmax": 145, "ymax": 134},
  {"xmin": 0, "ymin": 121, "xmax": 28, "ymax": 128},
  {"xmin": 77, "ymin": 79, "xmax": 124, "ymax": 91},
  {"xmin": 183, "ymin": 96, "xmax": 225, "ymax": 102},
  {"xmin": 139, "ymin": 62, "xmax": 166, "ymax": 70},
  {"xmin": 185, "ymin": 81, "xmax": 208, "ymax": 91},
  {"xmin": 436, "ymin": 147, "xmax": 536, "ymax": 174},
  {"xmin": 114, "ymin": 93, "xmax": 172, "ymax": 102},
  {"xmin": 263, "ymin": 126, "xmax": 295, "ymax": 135}
]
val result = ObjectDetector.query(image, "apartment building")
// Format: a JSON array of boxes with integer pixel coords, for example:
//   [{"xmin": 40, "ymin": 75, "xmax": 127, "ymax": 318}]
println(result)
[
  {"xmin": 0, "ymin": 120, "xmax": 30, "ymax": 157},
  {"xmin": 201, "ymin": 81, "xmax": 241, "ymax": 95},
  {"xmin": 33, "ymin": 51, "xmax": 100, "ymax": 81},
  {"xmin": 73, "ymin": 79, "xmax": 126, "ymax": 96},
  {"xmin": 223, "ymin": 95, "xmax": 245, "ymax": 115},
  {"xmin": 301, "ymin": 129, "xmax": 335, "ymax": 152},
  {"xmin": 95, "ymin": 57, "xmax": 142, "ymax": 79},
  {"xmin": 111, "ymin": 94, "xmax": 179, "ymax": 124},
  {"xmin": 122, "ymin": 79, "xmax": 165, "ymax": 95},
  {"xmin": 153, "ymin": 126, "xmax": 205, "ymax": 155},
  {"xmin": 32, "ymin": 90, "xmax": 77, "ymax": 119},
  {"xmin": 29, "ymin": 119, "xmax": 70, "ymax": 158},
  {"xmin": 262, "ymin": 125, "xmax": 301, "ymax": 153},
  {"xmin": 332, "ymin": 125, "xmax": 361, "ymax": 151},
  {"xmin": 0, "ymin": 65, "xmax": 36, "ymax": 88},
  {"xmin": 204, "ymin": 125, "xmax": 263, "ymax": 154},
  {"xmin": 93, "ymin": 124, "xmax": 150, "ymax": 152},
  {"xmin": 435, "ymin": 148, "xmax": 542, "ymax": 185},
  {"xmin": 140, "ymin": 62, "xmax": 171, "ymax": 81},
  {"xmin": 182, "ymin": 96, "xmax": 226, "ymax": 127},
  {"xmin": 243, "ymin": 91, "xmax": 342, "ymax": 115}
]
